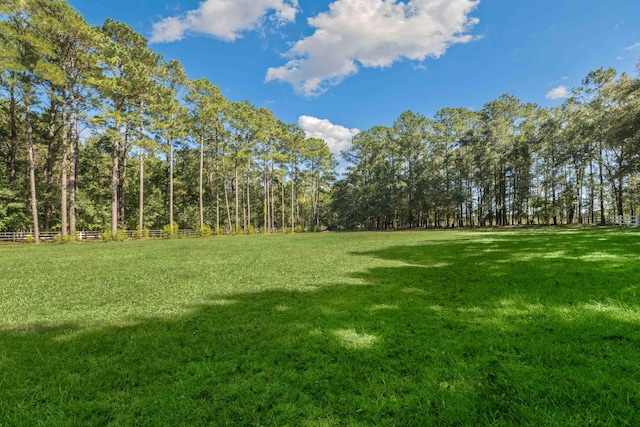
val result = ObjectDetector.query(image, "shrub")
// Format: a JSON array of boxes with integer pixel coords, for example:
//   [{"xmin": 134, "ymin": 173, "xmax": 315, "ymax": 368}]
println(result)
[
  {"xmin": 54, "ymin": 233, "xmax": 70, "ymax": 244},
  {"xmin": 115, "ymin": 230, "xmax": 129, "ymax": 241},
  {"xmin": 246, "ymin": 225, "xmax": 256, "ymax": 235},
  {"xmin": 294, "ymin": 225, "xmax": 303, "ymax": 233},
  {"xmin": 100, "ymin": 230, "xmax": 129, "ymax": 242},
  {"xmin": 215, "ymin": 227, "xmax": 225, "ymax": 236},
  {"xmin": 162, "ymin": 223, "xmax": 178, "ymax": 238},
  {"xmin": 196, "ymin": 224, "xmax": 213, "ymax": 237},
  {"xmin": 134, "ymin": 227, "xmax": 150, "ymax": 239}
]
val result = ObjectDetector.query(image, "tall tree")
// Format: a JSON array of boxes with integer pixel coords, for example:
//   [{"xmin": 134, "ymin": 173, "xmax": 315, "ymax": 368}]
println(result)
[
  {"xmin": 97, "ymin": 18, "xmax": 154, "ymax": 235},
  {"xmin": 0, "ymin": 0, "xmax": 64, "ymax": 242},
  {"xmin": 35, "ymin": 0, "xmax": 98, "ymax": 239},
  {"xmin": 152, "ymin": 59, "xmax": 187, "ymax": 229},
  {"xmin": 185, "ymin": 78, "xmax": 226, "ymax": 228},
  {"xmin": 572, "ymin": 68, "xmax": 617, "ymax": 224},
  {"xmin": 226, "ymin": 101, "xmax": 256, "ymax": 233},
  {"xmin": 304, "ymin": 137, "xmax": 336, "ymax": 229}
]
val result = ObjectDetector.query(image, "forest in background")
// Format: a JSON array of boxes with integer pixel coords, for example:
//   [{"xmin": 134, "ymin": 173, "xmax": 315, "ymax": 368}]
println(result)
[{"xmin": 1, "ymin": 0, "xmax": 639, "ymax": 242}]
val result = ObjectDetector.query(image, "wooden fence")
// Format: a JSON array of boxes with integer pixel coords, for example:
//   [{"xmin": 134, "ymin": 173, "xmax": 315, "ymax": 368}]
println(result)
[
  {"xmin": 0, "ymin": 229, "xmax": 196, "ymax": 242},
  {"xmin": 609, "ymin": 215, "xmax": 640, "ymax": 227}
]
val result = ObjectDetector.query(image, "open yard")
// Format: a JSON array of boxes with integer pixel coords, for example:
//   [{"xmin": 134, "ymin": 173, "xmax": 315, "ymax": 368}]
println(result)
[{"xmin": 1, "ymin": 229, "xmax": 640, "ymax": 425}]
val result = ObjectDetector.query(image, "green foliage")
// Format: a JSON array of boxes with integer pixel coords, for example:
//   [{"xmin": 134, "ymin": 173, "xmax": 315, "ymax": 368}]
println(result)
[
  {"xmin": 215, "ymin": 227, "xmax": 225, "ymax": 236},
  {"xmin": 195, "ymin": 224, "xmax": 212, "ymax": 237},
  {"xmin": 53, "ymin": 233, "xmax": 70, "ymax": 244},
  {"xmin": 100, "ymin": 230, "xmax": 128, "ymax": 242},
  {"xmin": 294, "ymin": 225, "xmax": 303, "ymax": 233},
  {"xmin": 54, "ymin": 232, "xmax": 81, "ymax": 243},
  {"xmin": 245, "ymin": 225, "xmax": 256, "ymax": 235},
  {"xmin": 0, "ymin": 188, "xmax": 28, "ymax": 232},
  {"xmin": 162, "ymin": 223, "xmax": 178, "ymax": 238},
  {"xmin": 134, "ymin": 227, "xmax": 150, "ymax": 239}
]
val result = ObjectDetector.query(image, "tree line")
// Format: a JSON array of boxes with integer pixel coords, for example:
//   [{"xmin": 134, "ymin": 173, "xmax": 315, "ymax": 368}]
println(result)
[
  {"xmin": 1, "ymin": 1, "xmax": 639, "ymax": 241},
  {"xmin": 333, "ymin": 69, "xmax": 640, "ymax": 230},
  {"xmin": 0, "ymin": 0, "xmax": 335, "ymax": 242}
]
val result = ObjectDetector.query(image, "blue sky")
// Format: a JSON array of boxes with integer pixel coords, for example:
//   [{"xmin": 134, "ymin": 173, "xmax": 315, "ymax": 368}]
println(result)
[{"xmin": 67, "ymin": 0, "xmax": 640, "ymax": 160}]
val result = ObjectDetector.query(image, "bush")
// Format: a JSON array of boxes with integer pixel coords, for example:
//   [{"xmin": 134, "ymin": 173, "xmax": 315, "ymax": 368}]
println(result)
[
  {"xmin": 100, "ymin": 230, "xmax": 129, "ymax": 242},
  {"xmin": 246, "ymin": 225, "xmax": 256, "ymax": 235},
  {"xmin": 283, "ymin": 227, "xmax": 292, "ymax": 234},
  {"xmin": 134, "ymin": 227, "xmax": 150, "ymax": 239},
  {"xmin": 215, "ymin": 227, "xmax": 225, "ymax": 236},
  {"xmin": 294, "ymin": 225, "xmax": 303, "ymax": 233},
  {"xmin": 54, "ymin": 233, "xmax": 70, "ymax": 244},
  {"xmin": 162, "ymin": 223, "xmax": 178, "ymax": 238},
  {"xmin": 196, "ymin": 224, "xmax": 212, "ymax": 237}
]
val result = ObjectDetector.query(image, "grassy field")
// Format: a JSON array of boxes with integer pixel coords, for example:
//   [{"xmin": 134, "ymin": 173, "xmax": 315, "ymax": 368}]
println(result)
[{"xmin": 1, "ymin": 228, "xmax": 640, "ymax": 425}]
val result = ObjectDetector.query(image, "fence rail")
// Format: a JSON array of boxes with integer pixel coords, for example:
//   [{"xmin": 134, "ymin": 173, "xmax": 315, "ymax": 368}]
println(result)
[
  {"xmin": 0, "ymin": 229, "xmax": 197, "ymax": 242},
  {"xmin": 609, "ymin": 215, "xmax": 640, "ymax": 227}
]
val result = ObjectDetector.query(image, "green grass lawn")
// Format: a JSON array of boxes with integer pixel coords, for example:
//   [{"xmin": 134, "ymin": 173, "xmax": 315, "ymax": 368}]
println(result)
[{"xmin": 2, "ymin": 229, "xmax": 640, "ymax": 425}]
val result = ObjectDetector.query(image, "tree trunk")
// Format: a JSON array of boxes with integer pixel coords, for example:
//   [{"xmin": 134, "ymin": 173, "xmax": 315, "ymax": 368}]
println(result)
[
  {"xmin": 598, "ymin": 141, "xmax": 605, "ymax": 225},
  {"xmin": 8, "ymin": 77, "xmax": 18, "ymax": 188},
  {"xmin": 246, "ymin": 157, "xmax": 251, "ymax": 231},
  {"xmin": 138, "ymin": 101, "xmax": 146, "ymax": 234},
  {"xmin": 281, "ymin": 176, "xmax": 285, "ymax": 233},
  {"xmin": 199, "ymin": 126, "xmax": 204, "ymax": 228},
  {"xmin": 271, "ymin": 164, "xmax": 276, "ymax": 232},
  {"xmin": 60, "ymin": 93, "xmax": 68, "ymax": 237},
  {"xmin": 111, "ymin": 120, "xmax": 120, "ymax": 235},
  {"xmin": 589, "ymin": 162, "xmax": 595, "ymax": 224},
  {"xmin": 234, "ymin": 145, "xmax": 239, "ymax": 234},
  {"xmin": 26, "ymin": 102, "xmax": 39, "ymax": 244},
  {"xmin": 617, "ymin": 178, "xmax": 624, "ymax": 216},
  {"xmin": 215, "ymin": 134, "xmax": 220, "ymax": 232},
  {"xmin": 45, "ymin": 98, "xmax": 58, "ymax": 231},
  {"xmin": 206, "ymin": 155, "xmax": 213, "ymax": 224},
  {"xmin": 222, "ymin": 155, "xmax": 232, "ymax": 232},
  {"xmin": 69, "ymin": 91, "xmax": 78, "ymax": 241},
  {"xmin": 118, "ymin": 124, "xmax": 129, "ymax": 230},
  {"xmin": 263, "ymin": 159, "xmax": 269, "ymax": 234},
  {"xmin": 291, "ymin": 172, "xmax": 295, "ymax": 233},
  {"xmin": 169, "ymin": 140, "xmax": 174, "ymax": 227}
]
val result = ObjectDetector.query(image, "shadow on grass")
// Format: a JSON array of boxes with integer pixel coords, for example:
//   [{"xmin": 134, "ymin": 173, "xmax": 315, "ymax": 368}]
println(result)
[{"xmin": 2, "ymin": 230, "xmax": 640, "ymax": 425}]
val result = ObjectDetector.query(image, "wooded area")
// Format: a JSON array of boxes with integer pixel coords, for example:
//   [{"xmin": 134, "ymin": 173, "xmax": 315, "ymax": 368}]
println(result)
[{"xmin": 1, "ymin": 0, "xmax": 639, "ymax": 241}]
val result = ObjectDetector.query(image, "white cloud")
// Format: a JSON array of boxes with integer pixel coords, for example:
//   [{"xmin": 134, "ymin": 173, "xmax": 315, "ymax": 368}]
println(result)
[
  {"xmin": 266, "ymin": 0, "xmax": 480, "ymax": 96},
  {"xmin": 624, "ymin": 42, "xmax": 640, "ymax": 51},
  {"xmin": 150, "ymin": 0, "xmax": 299, "ymax": 43},
  {"xmin": 546, "ymin": 85, "xmax": 569, "ymax": 100},
  {"xmin": 298, "ymin": 115, "xmax": 360, "ymax": 158}
]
